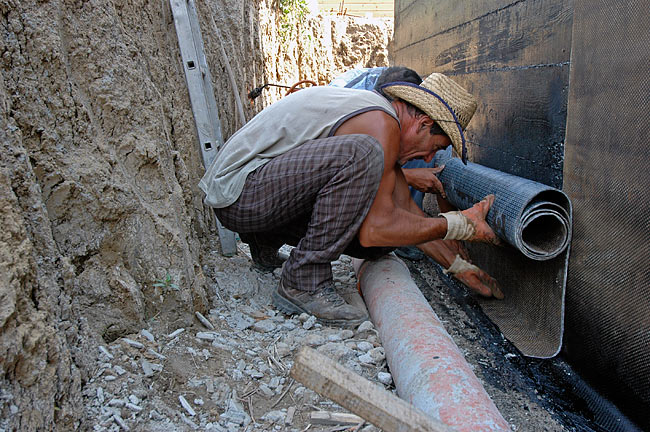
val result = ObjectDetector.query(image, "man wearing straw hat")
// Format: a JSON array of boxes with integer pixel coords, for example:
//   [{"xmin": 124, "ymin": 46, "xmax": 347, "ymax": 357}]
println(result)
[{"xmin": 200, "ymin": 72, "xmax": 502, "ymax": 326}]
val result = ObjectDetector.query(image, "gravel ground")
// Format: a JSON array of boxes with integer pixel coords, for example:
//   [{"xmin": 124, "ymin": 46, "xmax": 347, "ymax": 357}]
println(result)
[{"xmin": 81, "ymin": 239, "xmax": 601, "ymax": 431}]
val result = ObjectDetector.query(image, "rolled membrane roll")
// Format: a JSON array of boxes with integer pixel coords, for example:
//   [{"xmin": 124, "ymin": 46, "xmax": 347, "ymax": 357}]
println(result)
[{"xmin": 434, "ymin": 147, "xmax": 572, "ymax": 261}]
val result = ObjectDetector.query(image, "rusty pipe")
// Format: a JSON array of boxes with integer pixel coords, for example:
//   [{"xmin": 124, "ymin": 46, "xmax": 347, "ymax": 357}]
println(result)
[{"xmin": 354, "ymin": 254, "xmax": 510, "ymax": 431}]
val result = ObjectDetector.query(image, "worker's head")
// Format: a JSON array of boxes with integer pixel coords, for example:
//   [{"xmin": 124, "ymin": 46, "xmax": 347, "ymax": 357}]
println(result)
[
  {"xmin": 374, "ymin": 66, "xmax": 422, "ymax": 99},
  {"xmin": 379, "ymin": 73, "xmax": 477, "ymax": 164}
]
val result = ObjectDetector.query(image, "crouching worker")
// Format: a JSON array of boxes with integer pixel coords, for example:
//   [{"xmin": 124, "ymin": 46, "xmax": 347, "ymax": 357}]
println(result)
[{"xmin": 199, "ymin": 72, "xmax": 502, "ymax": 327}]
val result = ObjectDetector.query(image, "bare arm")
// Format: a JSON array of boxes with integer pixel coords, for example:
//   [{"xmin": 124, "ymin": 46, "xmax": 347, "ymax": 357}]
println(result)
[
  {"xmin": 334, "ymin": 111, "xmax": 449, "ymax": 247},
  {"xmin": 334, "ymin": 110, "xmax": 499, "ymax": 247}
]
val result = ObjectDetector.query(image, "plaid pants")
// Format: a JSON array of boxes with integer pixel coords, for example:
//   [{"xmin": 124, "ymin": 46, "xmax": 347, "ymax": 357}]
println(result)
[{"xmin": 215, "ymin": 134, "xmax": 393, "ymax": 293}]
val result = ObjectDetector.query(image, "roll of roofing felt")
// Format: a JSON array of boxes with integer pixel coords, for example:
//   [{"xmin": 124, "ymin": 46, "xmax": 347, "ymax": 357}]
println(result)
[{"xmin": 434, "ymin": 147, "xmax": 572, "ymax": 260}]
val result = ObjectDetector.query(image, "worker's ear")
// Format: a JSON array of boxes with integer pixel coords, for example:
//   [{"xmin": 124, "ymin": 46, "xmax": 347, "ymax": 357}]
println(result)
[{"xmin": 418, "ymin": 115, "xmax": 434, "ymax": 132}]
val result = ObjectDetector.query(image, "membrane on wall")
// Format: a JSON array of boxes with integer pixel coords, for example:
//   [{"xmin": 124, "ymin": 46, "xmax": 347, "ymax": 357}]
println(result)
[{"xmin": 562, "ymin": 0, "xmax": 650, "ymax": 428}]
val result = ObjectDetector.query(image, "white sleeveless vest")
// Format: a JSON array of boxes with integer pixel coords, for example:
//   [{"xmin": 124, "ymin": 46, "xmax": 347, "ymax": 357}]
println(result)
[{"xmin": 199, "ymin": 86, "xmax": 397, "ymax": 208}]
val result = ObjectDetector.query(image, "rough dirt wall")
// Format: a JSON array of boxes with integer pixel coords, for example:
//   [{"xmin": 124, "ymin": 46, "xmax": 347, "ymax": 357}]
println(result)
[{"xmin": 0, "ymin": 0, "xmax": 391, "ymax": 430}]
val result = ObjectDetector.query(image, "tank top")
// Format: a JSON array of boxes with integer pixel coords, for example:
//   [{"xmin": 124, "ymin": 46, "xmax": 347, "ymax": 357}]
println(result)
[{"xmin": 199, "ymin": 86, "xmax": 397, "ymax": 208}]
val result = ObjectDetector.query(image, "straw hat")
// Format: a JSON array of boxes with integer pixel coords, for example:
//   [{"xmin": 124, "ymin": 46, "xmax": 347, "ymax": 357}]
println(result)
[{"xmin": 380, "ymin": 73, "xmax": 477, "ymax": 163}]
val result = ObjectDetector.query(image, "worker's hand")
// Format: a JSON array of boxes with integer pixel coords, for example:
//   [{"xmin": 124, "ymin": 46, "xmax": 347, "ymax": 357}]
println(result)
[
  {"xmin": 443, "ymin": 239, "xmax": 471, "ymax": 262},
  {"xmin": 453, "ymin": 266, "xmax": 504, "ymax": 299},
  {"xmin": 403, "ymin": 166, "xmax": 446, "ymax": 198},
  {"xmin": 461, "ymin": 195, "xmax": 502, "ymax": 245},
  {"xmin": 442, "ymin": 253, "xmax": 504, "ymax": 299}
]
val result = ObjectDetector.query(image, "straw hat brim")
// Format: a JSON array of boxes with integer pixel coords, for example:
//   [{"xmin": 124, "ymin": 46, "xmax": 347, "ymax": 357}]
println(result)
[{"xmin": 381, "ymin": 82, "xmax": 467, "ymax": 162}]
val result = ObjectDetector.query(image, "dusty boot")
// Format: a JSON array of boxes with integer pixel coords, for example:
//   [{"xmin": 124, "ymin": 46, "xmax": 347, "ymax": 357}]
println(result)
[{"xmin": 272, "ymin": 280, "xmax": 368, "ymax": 327}]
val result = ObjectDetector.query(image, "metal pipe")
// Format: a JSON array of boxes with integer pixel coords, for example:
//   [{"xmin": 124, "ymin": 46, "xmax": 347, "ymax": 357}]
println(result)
[{"xmin": 354, "ymin": 254, "xmax": 510, "ymax": 432}]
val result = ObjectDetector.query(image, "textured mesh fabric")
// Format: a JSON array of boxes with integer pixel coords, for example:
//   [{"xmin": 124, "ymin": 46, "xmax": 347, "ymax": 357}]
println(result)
[{"xmin": 562, "ymin": 0, "xmax": 650, "ymax": 428}]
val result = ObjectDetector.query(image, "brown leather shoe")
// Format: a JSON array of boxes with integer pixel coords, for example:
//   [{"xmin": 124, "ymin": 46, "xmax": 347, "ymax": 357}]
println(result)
[{"xmin": 272, "ymin": 280, "xmax": 368, "ymax": 327}]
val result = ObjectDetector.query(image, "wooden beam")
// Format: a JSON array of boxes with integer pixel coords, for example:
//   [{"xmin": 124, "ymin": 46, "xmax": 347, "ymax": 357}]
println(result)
[{"xmin": 290, "ymin": 347, "xmax": 455, "ymax": 432}]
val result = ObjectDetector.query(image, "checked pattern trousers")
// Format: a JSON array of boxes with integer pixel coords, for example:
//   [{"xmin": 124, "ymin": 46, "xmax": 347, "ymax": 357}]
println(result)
[{"xmin": 215, "ymin": 134, "xmax": 392, "ymax": 293}]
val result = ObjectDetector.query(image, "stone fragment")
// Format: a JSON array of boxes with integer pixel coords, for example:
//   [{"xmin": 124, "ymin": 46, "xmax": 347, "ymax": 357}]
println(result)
[
  {"xmin": 125, "ymin": 402, "xmax": 142, "ymax": 412},
  {"xmin": 108, "ymin": 398, "xmax": 125, "ymax": 407},
  {"xmin": 99, "ymin": 346, "xmax": 114, "ymax": 360},
  {"xmin": 122, "ymin": 338, "xmax": 144, "ymax": 349},
  {"xmin": 114, "ymin": 365, "xmax": 126, "ymax": 376},
  {"xmin": 357, "ymin": 341, "xmax": 373, "ymax": 352},
  {"xmin": 304, "ymin": 334, "xmax": 325, "ymax": 347},
  {"xmin": 303, "ymin": 315, "xmax": 317, "ymax": 330},
  {"xmin": 268, "ymin": 376, "xmax": 281, "ymax": 389},
  {"xmin": 194, "ymin": 398, "xmax": 204, "ymax": 406},
  {"xmin": 225, "ymin": 311, "xmax": 254, "ymax": 330},
  {"xmin": 358, "ymin": 353, "xmax": 374, "ymax": 364},
  {"xmin": 195, "ymin": 311, "xmax": 215, "ymax": 330},
  {"xmin": 128, "ymin": 395, "xmax": 140, "ymax": 405},
  {"xmin": 97, "ymin": 387, "xmax": 105, "ymax": 404},
  {"xmin": 377, "ymin": 372, "xmax": 393, "ymax": 385},
  {"xmin": 233, "ymin": 359, "xmax": 245, "ymax": 371},
  {"xmin": 104, "ymin": 375, "xmax": 117, "ymax": 382},
  {"xmin": 275, "ymin": 342, "xmax": 291, "ymax": 357},
  {"xmin": 196, "ymin": 331, "xmax": 218, "ymax": 341},
  {"xmin": 221, "ymin": 395, "xmax": 251, "ymax": 426},
  {"xmin": 297, "ymin": 313, "xmax": 310, "ymax": 323},
  {"xmin": 252, "ymin": 319, "xmax": 277, "ymax": 333},
  {"xmin": 368, "ymin": 347, "xmax": 385, "ymax": 363},
  {"xmin": 281, "ymin": 321, "xmax": 296, "ymax": 330},
  {"xmin": 113, "ymin": 414, "xmax": 129, "ymax": 430},
  {"xmin": 141, "ymin": 360, "xmax": 155, "ymax": 377},
  {"xmin": 181, "ymin": 413, "xmax": 199, "ymax": 429},
  {"xmin": 259, "ymin": 383, "xmax": 274, "ymax": 397},
  {"xmin": 261, "ymin": 410, "xmax": 286, "ymax": 424},
  {"xmin": 285, "ymin": 406, "xmax": 296, "ymax": 425},
  {"xmin": 356, "ymin": 321, "xmax": 374, "ymax": 334},
  {"xmin": 140, "ymin": 329, "xmax": 155, "ymax": 343},
  {"xmin": 147, "ymin": 348, "xmax": 166, "ymax": 360}
]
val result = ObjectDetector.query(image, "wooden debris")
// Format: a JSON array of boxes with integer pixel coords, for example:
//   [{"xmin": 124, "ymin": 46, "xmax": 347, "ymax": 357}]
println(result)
[
  {"xmin": 195, "ymin": 311, "xmax": 215, "ymax": 330},
  {"xmin": 290, "ymin": 347, "xmax": 455, "ymax": 432},
  {"xmin": 147, "ymin": 348, "xmax": 166, "ymax": 360},
  {"xmin": 310, "ymin": 411, "xmax": 364, "ymax": 426},
  {"xmin": 179, "ymin": 395, "xmax": 196, "ymax": 416},
  {"xmin": 99, "ymin": 346, "xmax": 114, "ymax": 359},
  {"xmin": 168, "ymin": 328, "xmax": 185, "ymax": 338},
  {"xmin": 121, "ymin": 338, "xmax": 144, "ymax": 349},
  {"xmin": 113, "ymin": 414, "xmax": 129, "ymax": 431}
]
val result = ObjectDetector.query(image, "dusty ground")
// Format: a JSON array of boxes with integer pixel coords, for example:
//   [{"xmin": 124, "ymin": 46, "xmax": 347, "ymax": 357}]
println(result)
[
  {"xmin": 78, "ymin": 237, "xmax": 603, "ymax": 432},
  {"xmin": 81, "ymin": 240, "xmax": 394, "ymax": 431}
]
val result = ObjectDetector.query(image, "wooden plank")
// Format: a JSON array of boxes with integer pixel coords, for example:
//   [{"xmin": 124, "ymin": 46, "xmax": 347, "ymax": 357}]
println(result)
[
  {"xmin": 394, "ymin": 0, "xmax": 573, "ymax": 72},
  {"xmin": 290, "ymin": 347, "xmax": 455, "ymax": 432},
  {"xmin": 319, "ymin": 0, "xmax": 393, "ymax": 16},
  {"xmin": 310, "ymin": 411, "xmax": 364, "ymax": 426}
]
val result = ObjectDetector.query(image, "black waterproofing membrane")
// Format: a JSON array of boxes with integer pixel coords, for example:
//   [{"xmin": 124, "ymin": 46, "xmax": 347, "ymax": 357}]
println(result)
[
  {"xmin": 561, "ymin": 0, "xmax": 650, "ymax": 427},
  {"xmin": 433, "ymin": 147, "xmax": 572, "ymax": 358},
  {"xmin": 434, "ymin": 147, "xmax": 572, "ymax": 260}
]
